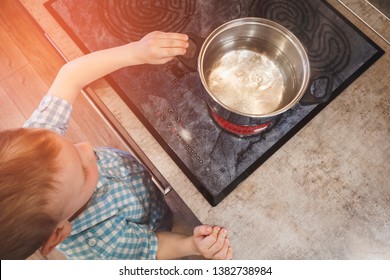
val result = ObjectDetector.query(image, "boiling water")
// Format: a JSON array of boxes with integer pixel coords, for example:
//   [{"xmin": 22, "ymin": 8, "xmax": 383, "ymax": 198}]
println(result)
[{"xmin": 206, "ymin": 49, "xmax": 285, "ymax": 115}]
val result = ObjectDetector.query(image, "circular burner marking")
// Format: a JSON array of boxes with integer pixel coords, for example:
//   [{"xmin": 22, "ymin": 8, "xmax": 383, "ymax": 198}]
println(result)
[{"xmin": 98, "ymin": 0, "xmax": 196, "ymax": 42}]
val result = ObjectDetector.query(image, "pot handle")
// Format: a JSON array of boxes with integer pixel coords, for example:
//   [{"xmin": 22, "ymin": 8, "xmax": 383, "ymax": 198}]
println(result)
[
  {"xmin": 299, "ymin": 69, "xmax": 333, "ymax": 106},
  {"xmin": 178, "ymin": 32, "xmax": 205, "ymax": 72}
]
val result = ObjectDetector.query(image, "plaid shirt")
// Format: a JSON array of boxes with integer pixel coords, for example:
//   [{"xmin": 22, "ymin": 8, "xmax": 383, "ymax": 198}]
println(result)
[{"xmin": 24, "ymin": 95, "xmax": 170, "ymax": 259}]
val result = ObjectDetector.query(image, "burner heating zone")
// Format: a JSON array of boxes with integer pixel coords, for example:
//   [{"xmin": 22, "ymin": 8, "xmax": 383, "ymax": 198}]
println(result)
[
  {"xmin": 98, "ymin": 0, "xmax": 196, "ymax": 41},
  {"xmin": 210, "ymin": 110, "xmax": 270, "ymax": 137}
]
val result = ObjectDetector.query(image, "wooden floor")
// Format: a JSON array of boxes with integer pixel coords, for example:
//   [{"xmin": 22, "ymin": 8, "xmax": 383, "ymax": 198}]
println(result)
[
  {"xmin": 0, "ymin": 0, "xmax": 131, "ymax": 149},
  {"xmin": 1, "ymin": 0, "xmax": 199, "ymax": 260}
]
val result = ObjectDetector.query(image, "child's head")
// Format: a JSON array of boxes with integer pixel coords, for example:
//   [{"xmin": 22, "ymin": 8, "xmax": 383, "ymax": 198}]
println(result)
[{"xmin": 0, "ymin": 128, "xmax": 98, "ymax": 259}]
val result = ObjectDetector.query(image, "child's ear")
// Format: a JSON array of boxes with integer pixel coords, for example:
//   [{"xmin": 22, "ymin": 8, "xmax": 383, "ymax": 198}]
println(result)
[{"xmin": 40, "ymin": 221, "xmax": 72, "ymax": 256}]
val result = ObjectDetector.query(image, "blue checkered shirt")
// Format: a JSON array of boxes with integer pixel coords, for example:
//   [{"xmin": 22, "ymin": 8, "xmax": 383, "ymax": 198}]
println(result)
[{"xmin": 24, "ymin": 95, "xmax": 170, "ymax": 259}]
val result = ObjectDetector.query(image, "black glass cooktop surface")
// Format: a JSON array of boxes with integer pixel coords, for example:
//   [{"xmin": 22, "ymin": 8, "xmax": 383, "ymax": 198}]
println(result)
[{"xmin": 46, "ymin": 0, "xmax": 383, "ymax": 206}]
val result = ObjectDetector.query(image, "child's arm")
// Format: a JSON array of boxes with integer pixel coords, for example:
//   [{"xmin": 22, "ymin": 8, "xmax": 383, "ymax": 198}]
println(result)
[
  {"xmin": 155, "ymin": 225, "xmax": 233, "ymax": 260},
  {"xmin": 47, "ymin": 31, "xmax": 188, "ymax": 104}
]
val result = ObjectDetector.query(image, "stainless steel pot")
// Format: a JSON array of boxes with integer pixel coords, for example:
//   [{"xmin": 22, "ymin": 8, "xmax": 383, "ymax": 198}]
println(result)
[{"xmin": 180, "ymin": 17, "xmax": 333, "ymax": 135}]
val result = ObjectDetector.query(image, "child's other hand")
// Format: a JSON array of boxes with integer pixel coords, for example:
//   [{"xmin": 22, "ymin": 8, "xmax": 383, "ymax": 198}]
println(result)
[
  {"xmin": 136, "ymin": 31, "xmax": 189, "ymax": 65},
  {"xmin": 193, "ymin": 225, "xmax": 234, "ymax": 260}
]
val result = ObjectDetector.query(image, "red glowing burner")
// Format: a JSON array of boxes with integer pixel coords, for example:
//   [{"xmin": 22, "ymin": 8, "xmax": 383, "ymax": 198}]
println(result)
[{"xmin": 210, "ymin": 110, "xmax": 270, "ymax": 137}]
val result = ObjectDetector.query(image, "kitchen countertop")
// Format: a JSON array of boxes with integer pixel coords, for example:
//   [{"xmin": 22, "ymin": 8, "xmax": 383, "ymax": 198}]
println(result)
[{"xmin": 21, "ymin": 0, "xmax": 389, "ymax": 259}]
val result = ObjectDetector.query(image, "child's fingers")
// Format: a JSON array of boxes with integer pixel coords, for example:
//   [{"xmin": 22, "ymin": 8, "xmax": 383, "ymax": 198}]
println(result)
[
  {"xmin": 151, "ymin": 31, "xmax": 189, "ymax": 42},
  {"xmin": 211, "ymin": 237, "xmax": 231, "ymax": 260},
  {"xmin": 159, "ymin": 37, "xmax": 189, "ymax": 48},
  {"xmin": 226, "ymin": 245, "xmax": 234, "ymax": 260},
  {"xmin": 149, "ymin": 32, "xmax": 189, "ymax": 51},
  {"xmin": 196, "ymin": 226, "xmax": 221, "ymax": 251},
  {"xmin": 163, "ymin": 32, "xmax": 189, "ymax": 41},
  {"xmin": 151, "ymin": 44, "xmax": 187, "ymax": 61},
  {"xmin": 165, "ymin": 47, "xmax": 187, "ymax": 57},
  {"xmin": 193, "ymin": 225, "xmax": 213, "ymax": 238},
  {"xmin": 215, "ymin": 227, "xmax": 228, "ymax": 245},
  {"xmin": 207, "ymin": 227, "xmax": 228, "ymax": 252},
  {"xmin": 193, "ymin": 225, "xmax": 232, "ymax": 260}
]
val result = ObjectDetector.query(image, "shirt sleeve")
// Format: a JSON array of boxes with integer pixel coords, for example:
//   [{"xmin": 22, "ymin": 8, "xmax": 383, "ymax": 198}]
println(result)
[
  {"xmin": 23, "ymin": 95, "xmax": 72, "ymax": 136},
  {"xmin": 112, "ymin": 222, "xmax": 159, "ymax": 260},
  {"xmin": 57, "ymin": 218, "xmax": 159, "ymax": 260}
]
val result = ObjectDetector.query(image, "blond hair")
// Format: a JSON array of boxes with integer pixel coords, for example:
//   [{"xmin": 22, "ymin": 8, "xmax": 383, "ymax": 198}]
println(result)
[{"xmin": 0, "ymin": 128, "xmax": 62, "ymax": 259}]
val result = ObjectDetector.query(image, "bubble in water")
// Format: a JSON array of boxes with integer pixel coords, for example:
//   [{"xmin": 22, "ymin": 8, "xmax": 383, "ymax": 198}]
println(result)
[{"xmin": 207, "ymin": 49, "xmax": 285, "ymax": 115}]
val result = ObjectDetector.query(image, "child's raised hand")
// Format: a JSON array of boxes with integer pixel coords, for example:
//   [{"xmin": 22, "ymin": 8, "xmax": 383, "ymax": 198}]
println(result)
[
  {"xmin": 193, "ymin": 225, "xmax": 234, "ymax": 260},
  {"xmin": 135, "ymin": 31, "xmax": 189, "ymax": 65}
]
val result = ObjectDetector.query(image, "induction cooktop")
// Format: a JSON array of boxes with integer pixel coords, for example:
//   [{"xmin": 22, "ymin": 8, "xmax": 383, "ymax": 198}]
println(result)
[{"xmin": 46, "ymin": 0, "xmax": 384, "ymax": 205}]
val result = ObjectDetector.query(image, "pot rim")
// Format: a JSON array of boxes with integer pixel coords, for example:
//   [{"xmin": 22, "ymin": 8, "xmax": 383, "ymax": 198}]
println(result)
[{"xmin": 198, "ymin": 17, "xmax": 311, "ymax": 118}]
